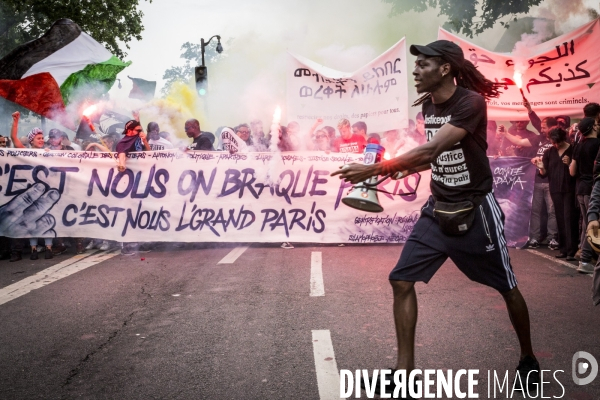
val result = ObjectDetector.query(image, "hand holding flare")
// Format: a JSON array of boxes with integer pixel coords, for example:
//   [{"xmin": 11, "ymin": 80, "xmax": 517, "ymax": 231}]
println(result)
[{"xmin": 82, "ymin": 104, "xmax": 118, "ymax": 165}]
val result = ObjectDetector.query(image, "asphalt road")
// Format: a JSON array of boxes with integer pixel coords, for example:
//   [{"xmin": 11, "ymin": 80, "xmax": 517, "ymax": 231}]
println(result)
[{"xmin": 0, "ymin": 242, "xmax": 598, "ymax": 400}]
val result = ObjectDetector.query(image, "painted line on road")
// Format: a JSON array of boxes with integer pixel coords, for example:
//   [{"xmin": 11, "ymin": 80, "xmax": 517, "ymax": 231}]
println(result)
[
  {"xmin": 526, "ymin": 250, "xmax": 592, "ymax": 277},
  {"xmin": 0, "ymin": 250, "xmax": 119, "ymax": 306},
  {"xmin": 217, "ymin": 246, "xmax": 249, "ymax": 264},
  {"xmin": 310, "ymin": 251, "xmax": 324, "ymax": 297},
  {"xmin": 312, "ymin": 329, "xmax": 340, "ymax": 400}
]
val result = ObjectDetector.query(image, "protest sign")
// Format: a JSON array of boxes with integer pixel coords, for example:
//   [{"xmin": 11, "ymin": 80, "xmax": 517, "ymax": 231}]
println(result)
[
  {"xmin": 489, "ymin": 157, "xmax": 537, "ymax": 247},
  {"xmin": 438, "ymin": 19, "xmax": 600, "ymax": 120},
  {"xmin": 0, "ymin": 149, "xmax": 428, "ymax": 244},
  {"xmin": 286, "ymin": 39, "xmax": 409, "ymax": 134}
]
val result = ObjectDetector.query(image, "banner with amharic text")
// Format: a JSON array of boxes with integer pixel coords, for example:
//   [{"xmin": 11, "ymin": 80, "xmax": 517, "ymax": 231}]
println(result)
[{"xmin": 286, "ymin": 39, "xmax": 409, "ymax": 134}]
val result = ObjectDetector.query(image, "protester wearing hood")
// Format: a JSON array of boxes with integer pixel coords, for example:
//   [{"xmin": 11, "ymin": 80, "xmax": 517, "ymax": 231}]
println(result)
[
  {"xmin": 220, "ymin": 127, "xmax": 247, "ymax": 153},
  {"xmin": 116, "ymin": 120, "xmax": 150, "ymax": 172}
]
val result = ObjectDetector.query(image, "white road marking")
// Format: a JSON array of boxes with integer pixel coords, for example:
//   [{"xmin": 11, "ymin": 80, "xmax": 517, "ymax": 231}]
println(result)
[
  {"xmin": 217, "ymin": 246, "xmax": 249, "ymax": 264},
  {"xmin": 312, "ymin": 329, "xmax": 340, "ymax": 400},
  {"xmin": 0, "ymin": 250, "xmax": 119, "ymax": 306},
  {"xmin": 526, "ymin": 250, "xmax": 592, "ymax": 277},
  {"xmin": 310, "ymin": 251, "xmax": 324, "ymax": 297}
]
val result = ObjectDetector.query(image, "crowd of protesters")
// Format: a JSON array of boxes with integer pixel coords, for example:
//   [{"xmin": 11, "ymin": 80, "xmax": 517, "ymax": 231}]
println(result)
[
  {"xmin": 0, "ymin": 111, "xmax": 424, "ymax": 258},
  {"xmin": 1, "ymin": 101, "xmax": 599, "ymax": 275},
  {"xmin": 487, "ymin": 101, "xmax": 600, "ymax": 274}
]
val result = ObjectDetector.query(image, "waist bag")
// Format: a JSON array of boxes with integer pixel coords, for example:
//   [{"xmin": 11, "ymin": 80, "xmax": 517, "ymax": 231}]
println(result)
[{"xmin": 433, "ymin": 196, "xmax": 483, "ymax": 236}]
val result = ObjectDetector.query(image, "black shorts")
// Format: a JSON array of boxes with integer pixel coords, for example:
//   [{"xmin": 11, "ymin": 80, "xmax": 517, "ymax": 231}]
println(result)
[{"xmin": 389, "ymin": 192, "xmax": 517, "ymax": 293}]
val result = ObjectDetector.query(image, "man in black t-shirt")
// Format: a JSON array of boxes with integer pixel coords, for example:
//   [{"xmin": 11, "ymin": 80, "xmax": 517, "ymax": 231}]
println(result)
[
  {"xmin": 185, "ymin": 119, "xmax": 214, "ymax": 151},
  {"xmin": 333, "ymin": 40, "xmax": 539, "ymax": 396},
  {"xmin": 570, "ymin": 117, "xmax": 599, "ymax": 272},
  {"xmin": 495, "ymin": 121, "xmax": 538, "ymax": 158}
]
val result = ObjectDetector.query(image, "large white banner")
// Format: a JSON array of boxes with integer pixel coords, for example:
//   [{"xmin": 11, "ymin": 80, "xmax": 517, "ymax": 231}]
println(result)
[
  {"xmin": 438, "ymin": 19, "xmax": 600, "ymax": 120},
  {"xmin": 0, "ymin": 149, "xmax": 429, "ymax": 243},
  {"xmin": 286, "ymin": 39, "xmax": 409, "ymax": 133}
]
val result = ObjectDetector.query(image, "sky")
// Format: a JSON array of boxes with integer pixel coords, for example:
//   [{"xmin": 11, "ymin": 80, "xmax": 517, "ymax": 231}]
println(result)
[{"xmin": 103, "ymin": 0, "xmax": 598, "ymax": 132}]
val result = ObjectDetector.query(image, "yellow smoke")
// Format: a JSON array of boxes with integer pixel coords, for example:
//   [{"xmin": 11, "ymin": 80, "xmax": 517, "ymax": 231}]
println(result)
[{"xmin": 137, "ymin": 81, "xmax": 206, "ymax": 140}]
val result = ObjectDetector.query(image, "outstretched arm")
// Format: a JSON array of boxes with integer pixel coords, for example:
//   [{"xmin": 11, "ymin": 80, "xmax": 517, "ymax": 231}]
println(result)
[
  {"xmin": 307, "ymin": 118, "xmax": 323, "ymax": 137},
  {"xmin": 332, "ymin": 122, "xmax": 467, "ymax": 184}
]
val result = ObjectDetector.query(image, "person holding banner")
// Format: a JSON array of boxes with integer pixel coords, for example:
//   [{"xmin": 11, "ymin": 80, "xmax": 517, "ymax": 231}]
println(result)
[
  {"xmin": 116, "ymin": 120, "xmax": 150, "ymax": 172},
  {"xmin": 332, "ymin": 118, "xmax": 366, "ymax": 153},
  {"xmin": 333, "ymin": 40, "xmax": 539, "ymax": 395},
  {"xmin": 185, "ymin": 119, "xmax": 213, "ymax": 151}
]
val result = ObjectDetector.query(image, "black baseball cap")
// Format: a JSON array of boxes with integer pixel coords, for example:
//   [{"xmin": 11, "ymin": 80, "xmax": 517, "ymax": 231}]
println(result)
[
  {"xmin": 122, "ymin": 120, "xmax": 141, "ymax": 134},
  {"xmin": 410, "ymin": 40, "xmax": 465, "ymax": 70},
  {"xmin": 578, "ymin": 117, "xmax": 595, "ymax": 136}
]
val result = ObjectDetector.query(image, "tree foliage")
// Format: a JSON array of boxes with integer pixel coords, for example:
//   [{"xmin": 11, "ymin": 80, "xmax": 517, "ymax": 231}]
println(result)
[
  {"xmin": 382, "ymin": 0, "xmax": 543, "ymax": 37},
  {"xmin": 0, "ymin": 0, "xmax": 151, "ymax": 59},
  {"xmin": 162, "ymin": 39, "xmax": 230, "ymax": 96}
]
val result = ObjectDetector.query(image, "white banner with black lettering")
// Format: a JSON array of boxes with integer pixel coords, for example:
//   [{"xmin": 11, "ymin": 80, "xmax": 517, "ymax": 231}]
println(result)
[
  {"xmin": 286, "ymin": 39, "xmax": 409, "ymax": 134},
  {"xmin": 0, "ymin": 149, "xmax": 429, "ymax": 243}
]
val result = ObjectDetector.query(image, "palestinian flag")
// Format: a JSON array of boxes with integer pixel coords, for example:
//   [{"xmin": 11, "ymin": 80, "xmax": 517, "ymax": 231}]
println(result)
[
  {"xmin": 128, "ymin": 76, "xmax": 156, "ymax": 100},
  {"xmin": 0, "ymin": 18, "xmax": 130, "ymax": 121}
]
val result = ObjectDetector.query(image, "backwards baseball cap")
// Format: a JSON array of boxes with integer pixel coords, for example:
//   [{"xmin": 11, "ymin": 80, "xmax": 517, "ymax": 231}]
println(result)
[
  {"xmin": 410, "ymin": 40, "xmax": 465, "ymax": 71},
  {"xmin": 122, "ymin": 120, "xmax": 141, "ymax": 134},
  {"xmin": 27, "ymin": 127, "xmax": 43, "ymax": 143},
  {"xmin": 578, "ymin": 117, "xmax": 595, "ymax": 136}
]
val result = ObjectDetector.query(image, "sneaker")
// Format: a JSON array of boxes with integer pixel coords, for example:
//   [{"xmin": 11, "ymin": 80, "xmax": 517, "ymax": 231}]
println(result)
[
  {"xmin": 30, "ymin": 248, "xmax": 38, "ymax": 260},
  {"xmin": 99, "ymin": 241, "xmax": 111, "ymax": 251},
  {"xmin": 76, "ymin": 241, "xmax": 85, "ymax": 254},
  {"xmin": 85, "ymin": 240, "xmax": 95, "ymax": 250},
  {"xmin": 45, "ymin": 250, "xmax": 53, "ymax": 260},
  {"xmin": 281, "ymin": 242, "xmax": 294, "ymax": 249},
  {"xmin": 527, "ymin": 239, "xmax": 539, "ymax": 249},
  {"xmin": 515, "ymin": 355, "xmax": 540, "ymax": 393},
  {"xmin": 548, "ymin": 239, "xmax": 559, "ymax": 250},
  {"xmin": 138, "ymin": 243, "xmax": 152, "ymax": 253},
  {"xmin": 9, "ymin": 252, "xmax": 22, "ymax": 262},
  {"xmin": 577, "ymin": 261, "xmax": 594, "ymax": 274},
  {"xmin": 120, "ymin": 248, "xmax": 136, "ymax": 256},
  {"xmin": 52, "ymin": 245, "xmax": 67, "ymax": 256}
]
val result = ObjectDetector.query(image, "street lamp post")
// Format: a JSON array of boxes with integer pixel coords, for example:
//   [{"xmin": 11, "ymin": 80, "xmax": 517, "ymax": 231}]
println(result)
[
  {"xmin": 200, "ymin": 35, "xmax": 223, "ymax": 67},
  {"xmin": 196, "ymin": 35, "xmax": 223, "ymax": 97}
]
